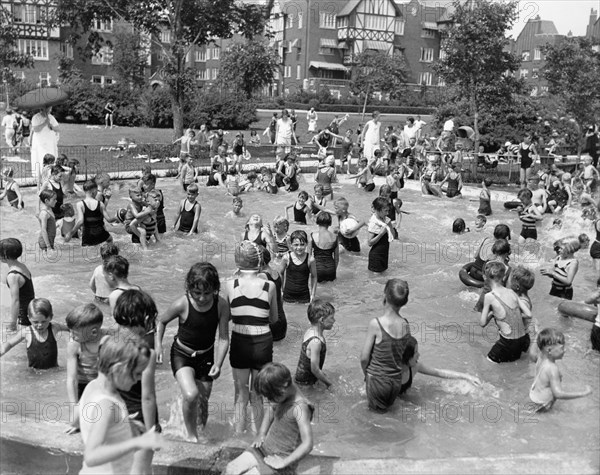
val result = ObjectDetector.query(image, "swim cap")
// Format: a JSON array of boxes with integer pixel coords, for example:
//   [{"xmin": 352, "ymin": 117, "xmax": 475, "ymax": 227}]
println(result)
[{"xmin": 235, "ymin": 240, "xmax": 262, "ymax": 270}]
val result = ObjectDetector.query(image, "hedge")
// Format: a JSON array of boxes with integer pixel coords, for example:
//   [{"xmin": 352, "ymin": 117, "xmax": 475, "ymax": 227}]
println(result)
[{"xmin": 256, "ymin": 102, "xmax": 435, "ymax": 115}]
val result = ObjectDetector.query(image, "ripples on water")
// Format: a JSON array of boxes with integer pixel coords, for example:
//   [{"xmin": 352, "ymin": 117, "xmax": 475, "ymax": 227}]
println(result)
[{"xmin": 1, "ymin": 178, "xmax": 598, "ymax": 460}]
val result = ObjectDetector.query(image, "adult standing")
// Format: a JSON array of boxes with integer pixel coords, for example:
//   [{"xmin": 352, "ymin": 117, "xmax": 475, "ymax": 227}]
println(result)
[
  {"xmin": 2, "ymin": 109, "xmax": 17, "ymax": 154},
  {"xmin": 306, "ymin": 108, "xmax": 318, "ymax": 137},
  {"xmin": 31, "ymin": 106, "xmax": 59, "ymax": 184},
  {"xmin": 584, "ymin": 125, "xmax": 599, "ymax": 168},
  {"xmin": 403, "ymin": 117, "xmax": 419, "ymax": 144},
  {"xmin": 275, "ymin": 109, "xmax": 296, "ymax": 155},
  {"xmin": 361, "ymin": 111, "xmax": 382, "ymax": 162},
  {"xmin": 104, "ymin": 101, "xmax": 116, "ymax": 129}
]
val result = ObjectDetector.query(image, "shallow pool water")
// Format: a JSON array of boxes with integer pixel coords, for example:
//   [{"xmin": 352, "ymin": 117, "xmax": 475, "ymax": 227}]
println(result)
[{"xmin": 1, "ymin": 177, "xmax": 599, "ymax": 461}]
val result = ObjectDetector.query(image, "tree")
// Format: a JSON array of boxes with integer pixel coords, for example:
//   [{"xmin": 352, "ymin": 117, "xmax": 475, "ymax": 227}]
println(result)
[
  {"xmin": 1, "ymin": 6, "xmax": 34, "ymax": 103},
  {"xmin": 349, "ymin": 50, "xmax": 408, "ymax": 116},
  {"xmin": 435, "ymin": 0, "xmax": 523, "ymax": 150},
  {"xmin": 112, "ymin": 27, "xmax": 149, "ymax": 89},
  {"xmin": 543, "ymin": 37, "xmax": 600, "ymax": 156},
  {"xmin": 219, "ymin": 39, "xmax": 279, "ymax": 99},
  {"xmin": 50, "ymin": 0, "xmax": 272, "ymax": 137}
]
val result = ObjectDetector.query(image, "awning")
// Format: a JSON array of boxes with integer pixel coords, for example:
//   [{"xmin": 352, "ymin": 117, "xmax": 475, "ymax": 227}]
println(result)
[
  {"xmin": 364, "ymin": 40, "xmax": 390, "ymax": 51},
  {"xmin": 309, "ymin": 61, "xmax": 348, "ymax": 72},
  {"xmin": 422, "ymin": 21, "xmax": 439, "ymax": 30},
  {"xmin": 320, "ymin": 38, "xmax": 338, "ymax": 48}
]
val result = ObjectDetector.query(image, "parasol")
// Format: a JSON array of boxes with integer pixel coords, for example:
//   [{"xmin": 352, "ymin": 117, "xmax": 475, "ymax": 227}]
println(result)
[
  {"xmin": 13, "ymin": 87, "xmax": 69, "ymax": 110},
  {"xmin": 457, "ymin": 126, "xmax": 475, "ymax": 140}
]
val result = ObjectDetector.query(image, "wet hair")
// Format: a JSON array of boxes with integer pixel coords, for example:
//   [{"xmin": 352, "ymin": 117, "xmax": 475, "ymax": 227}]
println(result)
[
  {"xmin": 259, "ymin": 245, "xmax": 272, "ymax": 266},
  {"xmin": 254, "ymin": 362, "xmax": 292, "ymax": 401},
  {"xmin": 536, "ymin": 328, "xmax": 565, "ymax": 350},
  {"xmin": 493, "ymin": 224, "xmax": 511, "ymax": 240},
  {"xmin": 373, "ymin": 149, "xmax": 382, "ymax": 158},
  {"xmin": 128, "ymin": 184, "xmax": 143, "ymax": 194},
  {"xmin": 0, "ymin": 238, "xmax": 23, "ymax": 260},
  {"xmin": 384, "ymin": 279, "xmax": 409, "ymax": 308},
  {"xmin": 187, "ymin": 184, "xmax": 199, "ymax": 194},
  {"xmin": 83, "ymin": 180, "xmax": 98, "ymax": 192},
  {"xmin": 2, "ymin": 167, "xmax": 15, "ymax": 178},
  {"xmin": 484, "ymin": 261, "xmax": 506, "ymax": 281},
  {"xmin": 103, "ymin": 255, "xmax": 129, "ymax": 279},
  {"xmin": 57, "ymin": 154, "xmax": 68, "ymax": 167},
  {"xmin": 100, "ymin": 242, "xmax": 119, "ymax": 261},
  {"xmin": 290, "ymin": 230, "xmax": 308, "ymax": 245},
  {"xmin": 97, "ymin": 334, "xmax": 151, "ymax": 378},
  {"xmin": 517, "ymin": 188, "xmax": 533, "ymax": 201},
  {"xmin": 476, "ymin": 214, "xmax": 487, "ymax": 223},
  {"xmin": 452, "ymin": 218, "xmax": 466, "ymax": 233},
  {"xmin": 113, "ymin": 289, "xmax": 157, "ymax": 332},
  {"xmin": 298, "ymin": 190, "xmax": 309, "ymax": 200},
  {"xmin": 60, "ymin": 203, "xmax": 75, "ymax": 218},
  {"xmin": 247, "ymin": 171, "xmax": 258, "ymax": 181},
  {"xmin": 273, "ymin": 216, "xmax": 289, "ymax": 231},
  {"xmin": 560, "ymin": 236, "xmax": 581, "ymax": 256},
  {"xmin": 379, "ymin": 184, "xmax": 392, "ymax": 197},
  {"xmin": 492, "ymin": 238, "xmax": 511, "ymax": 256},
  {"xmin": 314, "ymin": 184, "xmax": 324, "ymax": 193},
  {"xmin": 316, "ymin": 212, "xmax": 332, "ymax": 227},
  {"xmin": 42, "ymin": 154, "xmax": 56, "ymax": 166},
  {"xmin": 39, "ymin": 189, "xmax": 56, "ymax": 204},
  {"xmin": 401, "ymin": 335, "xmax": 419, "ymax": 365},
  {"xmin": 141, "ymin": 164, "xmax": 152, "ymax": 176},
  {"xmin": 67, "ymin": 158, "xmax": 80, "ymax": 170},
  {"xmin": 66, "ymin": 303, "xmax": 104, "ymax": 329},
  {"xmin": 50, "ymin": 165, "xmax": 63, "ymax": 177},
  {"xmin": 232, "ymin": 196, "xmax": 243, "ymax": 205},
  {"xmin": 142, "ymin": 174, "xmax": 157, "ymax": 185},
  {"xmin": 28, "ymin": 298, "xmax": 53, "ymax": 320},
  {"xmin": 510, "ymin": 266, "xmax": 535, "ymax": 293},
  {"xmin": 147, "ymin": 190, "xmax": 162, "ymax": 201},
  {"xmin": 307, "ymin": 299, "xmax": 335, "ymax": 325},
  {"xmin": 484, "ymin": 179, "xmax": 493, "ymax": 187},
  {"xmin": 372, "ymin": 197, "xmax": 389, "ymax": 212},
  {"xmin": 334, "ymin": 196, "xmax": 348, "ymax": 207},
  {"xmin": 94, "ymin": 173, "xmax": 111, "ymax": 188},
  {"xmin": 185, "ymin": 262, "xmax": 220, "ymax": 294},
  {"xmin": 578, "ymin": 233, "xmax": 590, "ymax": 249}
]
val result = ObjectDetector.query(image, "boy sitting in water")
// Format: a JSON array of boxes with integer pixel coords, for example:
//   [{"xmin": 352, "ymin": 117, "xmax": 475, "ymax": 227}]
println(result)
[
  {"xmin": 480, "ymin": 261, "xmax": 531, "ymax": 363},
  {"xmin": 528, "ymin": 328, "xmax": 592, "ymax": 412},
  {"xmin": 225, "ymin": 197, "xmax": 245, "ymax": 219}
]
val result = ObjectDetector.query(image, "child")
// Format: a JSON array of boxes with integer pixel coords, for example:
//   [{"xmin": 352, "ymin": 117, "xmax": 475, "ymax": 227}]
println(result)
[
  {"xmin": 474, "ymin": 214, "xmax": 487, "ymax": 232},
  {"xmin": 0, "ymin": 238, "xmax": 35, "ymax": 331},
  {"xmin": 206, "ymin": 161, "xmax": 226, "ymax": 187},
  {"xmin": 180, "ymin": 155, "xmax": 197, "ymax": 191},
  {"xmin": 509, "ymin": 266, "xmax": 536, "ymax": 343},
  {"xmin": 94, "ymin": 173, "xmax": 112, "ymax": 208},
  {"xmin": 360, "ymin": 279, "xmax": 412, "ymax": 413},
  {"xmin": 584, "ymin": 278, "xmax": 600, "ymax": 351},
  {"xmin": 40, "ymin": 153, "xmax": 56, "ymax": 184},
  {"xmin": 398, "ymin": 335, "xmax": 481, "ymax": 398},
  {"xmin": 275, "ymin": 154, "xmax": 299, "ymax": 192},
  {"xmin": 385, "ymin": 164, "xmax": 406, "ymax": 202},
  {"xmin": 367, "ymin": 197, "xmax": 394, "ymax": 273},
  {"xmin": 63, "ymin": 158, "xmax": 82, "ymax": 196},
  {"xmin": 37, "ymin": 189, "xmax": 57, "ymax": 251},
  {"xmin": 350, "ymin": 157, "xmax": 375, "ymax": 192},
  {"xmin": 90, "ymin": 242, "xmax": 120, "ymax": 305},
  {"xmin": 529, "ymin": 328, "xmax": 592, "ymax": 412},
  {"xmin": 122, "ymin": 186, "xmax": 153, "ymax": 248},
  {"xmin": 104, "ymin": 255, "xmax": 141, "ymax": 313},
  {"xmin": 173, "ymin": 184, "xmax": 201, "ymax": 235},
  {"xmin": 314, "ymin": 155, "xmax": 335, "ymax": 198},
  {"xmin": 58, "ymin": 203, "xmax": 78, "ymax": 239},
  {"xmin": 528, "ymin": 175, "xmax": 548, "ymax": 213},
  {"xmin": 242, "ymin": 214, "xmax": 275, "ymax": 254},
  {"xmin": 224, "ymin": 363, "xmax": 313, "ymax": 475},
  {"xmin": 379, "ymin": 184, "xmax": 401, "ymax": 238},
  {"xmin": 578, "ymin": 155, "xmax": 599, "ymax": 193},
  {"xmin": 0, "ymin": 298, "xmax": 67, "ymax": 369},
  {"xmin": 285, "ymin": 190, "xmax": 310, "ymax": 225},
  {"xmin": 174, "ymin": 128, "xmax": 196, "ymax": 177},
  {"xmin": 295, "ymin": 300, "xmax": 335, "ymax": 387},
  {"xmin": 478, "ymin": 179, "xmax": 492, "ymax": 216},
  {"xmin": 272, "ymin": 216, "xmax": 290, "ymax": 258},
  {"xmin": 67, "ymin": 180, "xmax": 115, "ymax": 246},
  {"xmin": 474, "ymin": 238, "xmax": 512, "ymax": 312},
  {"xmin": 138, "ymin": 164, "xmax": 152, "ymax": 190},
  {"xmin": 141, "ymin": 174, "xmax": 166, "ymax": 234},
  {"xmin": 225, "ymin": 196, "xmax": 245, "ymax": 219},
  {"xmin": 78, "ymin": 335, "xmax": 163, "ymax": 474},
  {"xmin": 249, "ymin": 129, "xmax": 261, "ymax": 146},
  {"xmin": 334, "ymin": 196, "xmax": 365, "ymax": 253},
  {"xmin": 156, "ymin": 263, "xmax": 230, "ymax": 442},
  {"xmin": 65, "ymin": 303, "xmax": 105, "ymax": 432},
  {"xmin": 132, "ymin": 190, "xmax": 161, "ymax": 247},
  {"xmin": 238, "ymin": 171, "xmax": 258, "ymax": 193},
  {"xmin": 259, "ymin": 247, "xmax": 287, "ymax": 342},
  {"xmin": 258, "ymin": 167, "xmax": 277, "ymax": 194},
  {"xmin": 541, "ymin": 236, "xmax": 580, "ymax": 300},
  {"xmin": 39, "ymin": 165, "xmax": 64, "ymax": 219},
  {"xmin": 516, "ymin": 188, "xmax": 543, "ymax": 243},
  {"xmin": 0, "ymin": 168, "xmax": 24, "ymax": 208},
  {"xmin": 308, "ymin": 184, "xmax": 328, "ymax": 217},
  {"xmin": 480, "ymin": 261, "xmax": 532, "ymax": 363},
  {"xmin": 452, "ymin": 218, "xmax": 469, "ymax": 234},
  {"xmin": 309, "ymin": 213, "xmax": 339, "ymax": 283},
  {"xmin": 440, "ymin": 163, "xmax": 463, "ymax": 198},
  {"xmin": 340, "ymin": 129, "xmax": 354, "ymax": 174},
  {"xmin": 282, "ymin": 230, "xmax": 318, "ymax": 304}
]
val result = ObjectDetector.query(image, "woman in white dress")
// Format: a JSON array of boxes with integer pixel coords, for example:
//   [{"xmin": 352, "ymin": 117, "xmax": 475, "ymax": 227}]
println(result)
[
  {"xmin": 306, "ymin": 108, "xmax": 318, "ymax": 136},
  {"xmin": 361, "ymin": 111, "xmax": 381, "ymax": 161},
  {"xmin": 31, "ymin": 106, "xmax": 59, "ymax": 184}
]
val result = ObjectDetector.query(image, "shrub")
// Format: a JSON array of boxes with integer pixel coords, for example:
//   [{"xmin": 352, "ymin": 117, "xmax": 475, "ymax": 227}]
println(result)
[{"xmin": 187, "ymin": 88, "xmax": 257, "ymax": 130}]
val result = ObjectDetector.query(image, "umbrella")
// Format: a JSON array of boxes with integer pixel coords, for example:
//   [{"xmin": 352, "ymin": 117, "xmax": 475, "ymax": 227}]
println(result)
[
  {"xmin": 13, "ymin": 87, "xmax": 69, "ymax": 110},
  {"xmin": 457, "ymin": 126, "xmax": 475, "ymax": 139}
]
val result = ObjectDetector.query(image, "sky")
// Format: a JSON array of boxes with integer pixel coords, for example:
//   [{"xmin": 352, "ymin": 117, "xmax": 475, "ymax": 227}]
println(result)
[{"xmin": 507, "ymin": 0, "xmax": 599, "ymax": 38}]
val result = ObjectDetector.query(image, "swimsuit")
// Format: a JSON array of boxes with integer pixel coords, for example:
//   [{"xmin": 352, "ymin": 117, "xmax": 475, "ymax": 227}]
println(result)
[
  {"xmin": 6, "ymin": 269, "xmax": 35, "ymax": 326},
  {"xmin": 177, "ymin": 201, "xmax": 199, "ymax": 233},
  {"xmin": 26, "ymin": 324, "xmax": 58, "ymax": 369},
  {"xmin": 293, "ymin": 203, "xmax": 308, "ymax": 224},
  {"xmin": 77, "ymin": 341, "xmax": 99, "ymax": 398},
  {"xmin": 311, "ymin": 196, "xmax": 325, "ymax": 215},
  {"xmin": 81, "ymin": 200, "xmax": 110, "ymax": 246},
  {"xmin": 487, "ymin": 292, "xmax": 529, "ymax": 363},
  {"xmin": 49, "ymin": 181, "xmax": 64, "ymax": 219},
  {"xmin": 263, "ymin": 271, "xmax": 287, "ymax": 342},
  {"xmin": 311, "ymin": 234, "xmax": 337, "ymax": 282},
  {"xmin": 519, "ymin": 205, "xmax": 538, "ymax": 240},
  {"xmin": 38, "ymin": 211, "xmax": 56, "ymax": 250},
  {"xmin": 446, "ymin": 174, "xmax": 461, "ymax": 198},
  {"xmin": 170, "ymin": 296, "xmax": 219, "ymax": 381},
  {"xmin": 590, "ymin": 220, "xmax": 600, "ymax": 259},
  {"xmin": 399, "ymin": 367, "xmax": 413, "ymax": 395},
  {"xmin": 295, "ymin": 336, "xmax": 326, "ymax": 385},
  {"xmin": 5, "ymin": 182, "xmax": 22, "ymax": 208},
  {"xmin": 156, "ymin": 190, "xmax": 166, "ymax": 233},
  {"xmin": 549, "ymin": 259, "xmax": 575, "ymax": 300},
  {"xmin": 283, "ymin": 253, "xmax": 311, "ymax": 303},
  {"xmin": 478, "ymin": 190, "xmax": 492, "ymax": 216},
  {"xmin": 315, "ymin": 168, "xmax": 333, "ymax": 196},
  {"xmin": 243, "ymin": 229, "xmax": 267, "ymax": 248},
  {"xmin": 519, "ymin": 143, "xmax": 533, "ymax": 169}
]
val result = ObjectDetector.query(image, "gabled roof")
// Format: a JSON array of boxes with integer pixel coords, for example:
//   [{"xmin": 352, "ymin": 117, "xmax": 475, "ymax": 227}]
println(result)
[
  {"xmin": 339, "ymin": 0, "xmax": 403, "ymax": 17},
  {"xmin": 533, "ymin": 20, "xmax": 559, "ymax": 35}
]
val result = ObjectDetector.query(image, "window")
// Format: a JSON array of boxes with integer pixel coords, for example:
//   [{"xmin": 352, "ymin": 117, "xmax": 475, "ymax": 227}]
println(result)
[
  {"xmin": 196, "ymin": 50, "xmax": 206, "ymax": 62},
  {"xmin": 296, "ymin": 65, "xmax": 301, "ymax": 80},
  {"xmin": 18, "ymin": 40, "xmax": 48, "ymax": 60},
  {"xmin": 212, "ymin": 48, "xmax": 220, "ymax": 60},
  {"xmin": 285, "ymin": 14, "xmax": 293, "ymax": 29},
  {"xmin": 330, "ymin": 89, "xmax": 341, "ymax": 99},
  {"xmin": 24, "ymin": 4, "xmax": 42, "ymax": 24},
  {"xmin": 284, "ymin": 65, "xmax": 291, "ymax": 78},
  {"xmin": 157, "ymin": 53, "xmax": 164, "ymax": 61},
  {"xmin": 530, "ymin": 86, "xmax": 538, "ymax": 96},
  {"xmin": 38, "ymin": 72, "xmax": 50, "ymax": 87},
  {"xmin": 422, "ymin": 29, "xmax": 436, "ymax": 38},
  {"xmin": 160, "ymin": 30, "xmax": 171, "ymax": 43},
  {"xmin": 419, "ymin": 72, "xmax": 433, "ymax": 86},
  {"xmin": 437, "ymin": 76, "xmax": 446, "ymax": 86},
  {"xmin": 420, "ymin": 48, "xmax": 434, "ymax": 62},
  {"xmin": 274, "ymin": 70, "xmax": 280, "ymax": 80},
  {"xmin": 211, "ymin": 68, "xmax": 218, "ymax": 80},
  {"xmin": 364, "ymin": 15, "xmax": 387, "ymax": 31},
  {"xmin": 320, "ymin": 12, "xmax": 336, "ymax": 29},
  {"xmin": 395, "ymin": 19, "xmax": 405, "ymax": 35},
  {"xmin": 104, "ymin": 77, "xmax": 114, "ymax": 85},
  {"xmin": 298, "ymin": 12, "xmax": 303, "ymax": 29},
  {"xmin": 534, "ymin": 48, "xmax": 542, "ymax": 60},
  {"xmin": 439, "ymin": 49, "xmax": 447, "ymax": 60},
  {"xmin": 60, "ymin": 42, "xmax": 73, "ymax": 59},
  {"xmin": 92, "ymin": 75, "xmax": 102, "ymax": 84},
  {"xmin": 196, "ymin": 70, "xmax": 208, "ymax": 80},
  {"xmin": 319, "ymin": 47, "xmax": 334, "ymax": 55},
  {"xmin": 337, "ymin": 16, "xmax": 348, "ymax": 28},
  {"xmin": 540, "ymin": 86, "xmax": 548, "ymax": 93},
  {"xmin": 92, "ymin": 46, "xmax": 113, "ymax": 65},
  {"xmin": 532, "ymin": 68, "xmax": 539, "ymax": 79},
  {"xmin": 93, "ymin": 18, "xmax": 113, "ymax": 32},
  {"xmin": 520, "ymin": 69, "xmax": 528, "ymax": 79},
  {"xmin": 521, "ymin": 51, "xmax": 530, "ymax": 61}
]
